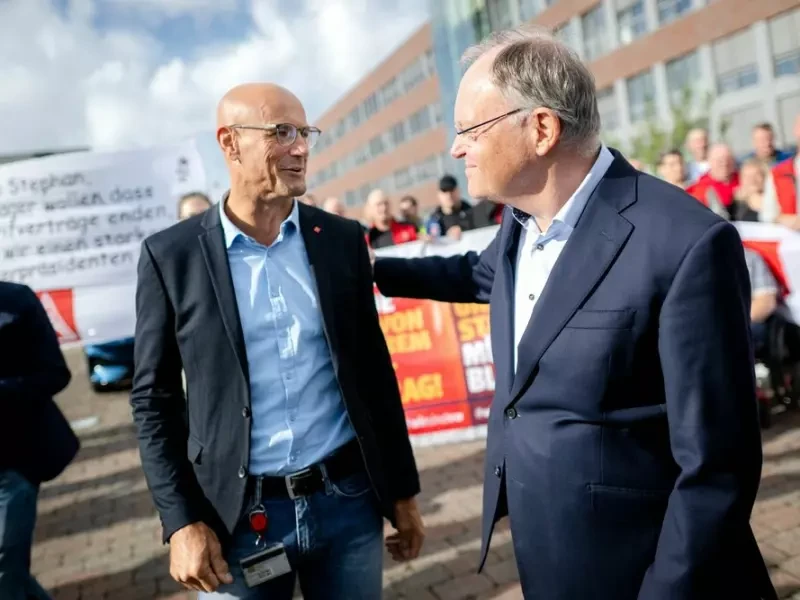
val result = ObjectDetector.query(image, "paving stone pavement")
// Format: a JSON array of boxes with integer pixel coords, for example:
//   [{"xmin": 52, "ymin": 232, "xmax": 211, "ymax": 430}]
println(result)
[{"xmin": 30, "ymin": 349, "xmax": 800, "ymax": 600}]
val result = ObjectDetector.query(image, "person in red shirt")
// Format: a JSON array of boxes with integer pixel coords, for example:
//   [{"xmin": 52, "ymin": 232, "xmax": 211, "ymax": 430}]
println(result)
[
  {"xmin": 364, "ymin": 189, "xmax": 418, "ymax": 249},
  {"xmin": 686, "ymin": 143, "xmax": 739, "ymax": 218}
]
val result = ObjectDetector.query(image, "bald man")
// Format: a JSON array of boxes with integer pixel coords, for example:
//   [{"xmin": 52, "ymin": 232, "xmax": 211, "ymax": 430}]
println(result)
[
  {"xmin": 131, "ymin": 83, "xmax": 423, "ymax": 600},
  {"xmin": 322, "ymin": 196, "xmax": 346, "ymax": 217},
  {"xmin": 365, "ymin": 189, "xmax": 417, "ymax": 248},
  {"xmin": 178, "ymin": 192, "xmax": 212, "ymax": 220}
]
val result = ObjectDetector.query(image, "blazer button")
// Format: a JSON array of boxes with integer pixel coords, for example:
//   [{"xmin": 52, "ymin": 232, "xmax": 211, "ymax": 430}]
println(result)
[
  {"xmin": 238, "ymin": 466, "xmax": 246, "ymax": 479},
  {"xmin": 494, "ymin": 466, "xmax": 502, "ymax": 478},
  {"xmin": 242, "ymin": 407, "xmax": 250, "ymax": 418},
  {"xmin": 505, "ymin": 407, "xmax": 518, "ymax": 419}
]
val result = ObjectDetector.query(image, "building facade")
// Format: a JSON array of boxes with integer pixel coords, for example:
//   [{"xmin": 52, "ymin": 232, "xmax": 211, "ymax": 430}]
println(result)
[
  {"xmin": 309, "ymin": 0, "xmax": 800, "ymax": 214},
  {"xmin": 306, "ymin": 24, "xmax": 450, "ymax": 217},
  {"xmin": 434, "ymin": 0, "xmax": 800, "ymax": 192}
]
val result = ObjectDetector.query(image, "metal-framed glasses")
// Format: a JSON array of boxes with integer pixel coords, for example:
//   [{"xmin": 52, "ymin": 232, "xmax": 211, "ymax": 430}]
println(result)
[
  {"xmin": 454, "ymin": 107, "xmax": 525, "ymax": 140},
  {"xmin": 228, "ymin": 123, "xmax": 322, "ymax": 149}
]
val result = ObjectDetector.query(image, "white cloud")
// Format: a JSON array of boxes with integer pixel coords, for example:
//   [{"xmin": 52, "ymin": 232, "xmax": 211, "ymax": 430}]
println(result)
[{"xmin": 0, "ymin": 0, "xmax": 429, "ymax": 155}]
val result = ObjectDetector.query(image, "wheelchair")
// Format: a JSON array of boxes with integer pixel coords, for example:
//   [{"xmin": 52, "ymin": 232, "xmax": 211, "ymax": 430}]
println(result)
[{"xmin": 754, "ymin": 313, "xmax": 800, "ymax": 428}]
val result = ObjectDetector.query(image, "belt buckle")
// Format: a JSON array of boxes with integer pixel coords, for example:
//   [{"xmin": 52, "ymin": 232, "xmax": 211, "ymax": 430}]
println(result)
[{"xmin": 285, "ymin": 468, "xmax": 312, "ymax": 500}]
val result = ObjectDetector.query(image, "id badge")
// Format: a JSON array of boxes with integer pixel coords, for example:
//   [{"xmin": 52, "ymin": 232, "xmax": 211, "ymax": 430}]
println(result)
[{"xmin": 240, "ymin": 543, "xmax": 292, "ymax": 588}]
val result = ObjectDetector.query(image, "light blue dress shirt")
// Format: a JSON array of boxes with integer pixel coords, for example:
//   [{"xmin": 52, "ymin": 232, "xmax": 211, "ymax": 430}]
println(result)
[{"xmin": 219, "ymin": 199, "xmax": 355, "ymax": 476}]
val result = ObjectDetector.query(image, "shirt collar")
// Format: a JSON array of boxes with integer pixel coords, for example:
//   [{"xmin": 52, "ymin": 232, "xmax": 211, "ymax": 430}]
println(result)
[
  {"xmin": 219, "ymin": 191, "xmax": 300, "ymax": 249},
  {"xmin": 511, "ymin": 145, "xmax": 615, "ymax": 232}
]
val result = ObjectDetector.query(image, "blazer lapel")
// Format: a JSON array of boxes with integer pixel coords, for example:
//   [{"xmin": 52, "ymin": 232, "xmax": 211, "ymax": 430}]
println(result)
[
  {"xmin": 508, "ymin": 159, "xmax": 636, "ymax": 405},
  {"xmin": 297, "ymin": 203, "xmax": 341, "ymax": 370},
  {"xmin": 490, "ymin": 218, "xmax": 521, "ymax": 398},
  {"xmin": 198, "ymin": 206, "xmax": 250, "ymax": 383}
]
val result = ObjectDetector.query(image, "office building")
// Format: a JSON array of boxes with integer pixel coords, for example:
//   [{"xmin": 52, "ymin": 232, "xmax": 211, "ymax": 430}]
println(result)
[
  {"xmin": 433, "ymin": 0, "xmax": 800, "ymax": 192},
  {"xmin": 306, "ymin": 24, "xmax": 449, "ymax": 216}
]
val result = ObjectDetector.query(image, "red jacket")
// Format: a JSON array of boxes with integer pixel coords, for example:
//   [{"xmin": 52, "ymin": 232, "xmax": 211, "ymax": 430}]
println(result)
[
  {"xmin": 771, "ymin": 156, "xmax": 797, "ymax": 216},
  {"xmin": 365, "ymin": 220, "xmax": 418, "ymax": 248},
  {"xmin": 686, "ymin": 172, "xmax": 739, "ymax": 208}
]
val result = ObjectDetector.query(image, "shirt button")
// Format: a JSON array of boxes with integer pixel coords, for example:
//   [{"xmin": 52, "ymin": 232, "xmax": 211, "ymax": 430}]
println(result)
[
  {"xmin": 238, "ymin": 466, "xmax": 246, "ymax": 478},
  {"xmin": 494, "ymin": 466, "xmax": 502, "ymax": 478},
  {"xmin": 506, "ymin": 407, "xmax": 518, "ymax": 419},
  {"xmin": 242, "ymin": 407, "xmax": 250, "ymax": 418},
  {"xmin": 528, "ymin": 293, "xmax": 535, "ymax": 301},
  {"xmin": 536, "ymin": 243, "xmax": 544, "ymax": 251}
]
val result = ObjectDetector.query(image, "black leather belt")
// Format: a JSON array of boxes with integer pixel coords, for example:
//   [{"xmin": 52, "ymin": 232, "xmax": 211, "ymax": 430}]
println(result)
[{"xmin": 247, "ymin": 438, "xmax": 363, "ymax": 500}]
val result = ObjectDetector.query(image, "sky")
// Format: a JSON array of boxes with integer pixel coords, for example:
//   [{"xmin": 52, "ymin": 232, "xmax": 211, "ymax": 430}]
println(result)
[{"xmin": 0, "ymin": 0, "xmax": 430, "ymax": 164}]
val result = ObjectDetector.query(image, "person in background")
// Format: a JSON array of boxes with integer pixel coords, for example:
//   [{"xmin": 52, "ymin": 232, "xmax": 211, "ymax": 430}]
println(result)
[
  {"xmin": 299, "ymin": 193, "xmax": 317, "ymax": 207},
  {"xmin": 761, "ymin": 114, "xmax": 800, "ymax": 227},
  {"xmin": 627, "ymin": 158, "xmax": 646, "ymax": 172},
  {"xmin": 731, "ymin": 159, "xmax": 767, "ymax": 222},
  {"xmin": 397, "ymin": 195, "xmax": 423, "ymax": 232},
  {"xmin": 322, "ymin": 196, "xmax": 346, "ymax": 217},
  {"xmin": 364, "ymin": 189, "xmax": 418, "ymax": 248},
  {"xmin": 746, "ymin": 248, "xmax": 780, "ymax": 356},
  {"xmin": 656, "ymin": 149, "xmax": 686, "ymax": 189},
  {"xmin": 179, "ymin": 192, "xmax": 213, "ymax": 220},
  {"xmin": 684, "ymin": 127, "xmax": 710, "ymax": 183},
  {"xmin": 686, "ymin": 143, "xmax": 739, "ymax": 218},
  {"xmin": 748, "ymin": 122, "xmax": 793, "ymax": 167},
  {"xmin": 426, "ymin": 174, "xmax": 473, "ymax": 239},
  {"xmin": 0, "ymin": 282, "xmax": 79, "ymax": 600}
]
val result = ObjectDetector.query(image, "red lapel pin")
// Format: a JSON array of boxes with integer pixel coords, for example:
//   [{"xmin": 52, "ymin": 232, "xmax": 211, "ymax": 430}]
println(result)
[{"xmin": 313, "ymin": 226, "xmax": 321, "ymax": 234}]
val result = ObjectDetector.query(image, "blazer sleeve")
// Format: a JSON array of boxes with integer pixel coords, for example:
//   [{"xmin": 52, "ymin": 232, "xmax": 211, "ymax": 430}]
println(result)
[
  {"xmin": 639, "ymin": 221, "xmax": 763, "ymax": 598},
  {"xmin": 130, "ymin": 241, "xmax": 206, "ymax": 543},
  {"xmin": 355, "ymin": 226, "xmax": 420, "ymax": 501},
  {"xmin": 0, "ymin": 285, "xmax": 71, "ymax": 399},
  {"xmin": 373, "ymin": 224, "xmax": 503, "ymax": 303}
]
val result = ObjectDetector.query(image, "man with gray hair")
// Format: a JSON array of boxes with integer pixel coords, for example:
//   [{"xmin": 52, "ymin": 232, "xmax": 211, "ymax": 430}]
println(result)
[{"xmin": 373, "ymin": 24, "xmax": 774, "ymax": 600}]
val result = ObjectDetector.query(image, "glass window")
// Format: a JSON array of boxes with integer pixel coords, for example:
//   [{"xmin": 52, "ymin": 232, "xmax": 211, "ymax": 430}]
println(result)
[
  {"xmin": 617, "ymin": 0, "xmax": 647, "ymax": 46},
  {"xmin": 424, "ymin": 48, "xmax": 437, "ymax": 76},
  {"xmin": 713, "ymin": 29, "xmax": 759, "ymax": 94},
  {"xmin": 554, "ymin": 21, "xmax": 578, "ymax": 52},
  {"xmin": 656, "ymin": 0, "xmax": 692, "ymax": 26},
  {"xmin": 363, "ymin": 93, "xmax": 380, "ymax": 119},
  {"xmin": 778, "ymin": 93, "xmax": 800, "ymax": 146},
  {"xmin": 665, "ymin": 51, "xmax": 700, "ymax": 105},
  {"xmin": 487, "ymin": 0, "xmax": 513, "ymax": 31},
  {"xmin": 626, "ymin": 69, "xmax": 656, "ymax": 123},
  {"xmin": 394, "ymin": 167, "xmax": 413, "ymax": 190},
  {"xmin": 596, "ymin": 87, "xmax": 619, "ymax": 130},
  {"xmin": 414, "ymin": 155, "xmax": 440, "ymax": 184},
  {"xmin": 518, "ymin": 0, "xmax": 541, "ymax": 22},
  {"xmin": 721, "ymin": 104, "xmax": 764, "ymax": 156},
  {"xmin": 403, "ymin": 58, "xmax": 426, "ymax": 92},
  {"xmin": 769, "ymin": 9, "xmax": 800, "ymax": 77},
  {"xmin": 380, "ymin": 77, "xmax": 402, "ymax": 107},
  {"xmin": 390, "ymin": 121, "xmax": 407, "ymax": 146},
  {"xmin": 345, "ymin": 190, "xmax": 357, "ymax": 207},
  {"xmin": 359, "ymin": 183, "xmax": 372, "ymax": 204},
  {"xmin": 582, "ymin": 5, "xmax": 611, "ymax": 61},
  {"xmin": 409, "ymin": 107, "xmax": 432, "ymax": 135},
  {"xmin": 347, "ymin": 106, "xmax": 361, "ymax": 130}
]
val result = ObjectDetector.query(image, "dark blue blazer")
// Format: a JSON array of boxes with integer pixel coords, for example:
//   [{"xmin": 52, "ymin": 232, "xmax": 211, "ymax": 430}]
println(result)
[
  {"xmin": 0, "ymin": 282, "xmax": 78, "ymax": 484},
  {"xmin": 375, "ymin": 153, "xmax": 776, "ymax": 600}
]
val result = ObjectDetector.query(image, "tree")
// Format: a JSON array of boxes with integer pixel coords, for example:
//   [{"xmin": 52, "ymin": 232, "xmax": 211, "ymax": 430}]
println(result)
[{"xmin": 603, "ymin": 86, "xmax": 718, "ymax": 170}]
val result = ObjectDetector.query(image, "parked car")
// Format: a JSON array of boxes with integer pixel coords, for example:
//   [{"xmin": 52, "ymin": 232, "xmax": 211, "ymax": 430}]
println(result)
[{"xmin": 84, "ymin": 337, "xmax": 135, "ymax": 392}]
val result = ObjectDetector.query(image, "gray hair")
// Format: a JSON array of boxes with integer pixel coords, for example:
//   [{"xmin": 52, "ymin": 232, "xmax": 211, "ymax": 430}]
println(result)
[{"xmin": 462, "ymin": 24, "xmax": 601, "ymax": 156}]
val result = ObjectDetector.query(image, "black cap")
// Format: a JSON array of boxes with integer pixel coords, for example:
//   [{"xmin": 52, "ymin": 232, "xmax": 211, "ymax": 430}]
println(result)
[{"xmin": 439, "ymin": 175, "xmax": 458, "ymax": 192}]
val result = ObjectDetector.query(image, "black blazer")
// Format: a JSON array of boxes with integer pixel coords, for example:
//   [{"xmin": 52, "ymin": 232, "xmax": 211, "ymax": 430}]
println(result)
[
  {"xmin": 130, "ymin": 201, "xmax": 419, "ymax": 545},
  {"xmin": 0, "ymin": 282, "xmax": 78, "ymax": 484}
]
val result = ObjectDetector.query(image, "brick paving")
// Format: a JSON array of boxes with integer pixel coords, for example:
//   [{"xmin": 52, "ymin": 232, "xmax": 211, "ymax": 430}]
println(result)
[{"xmin": 31, "ymin": 348, "xmax": 800, "ymax": 599}]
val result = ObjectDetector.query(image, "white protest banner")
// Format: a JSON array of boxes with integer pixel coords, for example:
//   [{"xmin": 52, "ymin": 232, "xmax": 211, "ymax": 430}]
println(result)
[{"xmin": 0, "ymin": 141, "xmax": 206, "ymax": 345}]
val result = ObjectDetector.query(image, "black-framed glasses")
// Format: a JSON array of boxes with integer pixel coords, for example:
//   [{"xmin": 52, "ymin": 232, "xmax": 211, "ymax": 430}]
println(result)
[
  {"xmin": 228, "ymin": 123, "xmax": 322, "ymax": 149},
  {"xmin": 454, "ymin": 107, "xmax": 525, "ymax": 139}
]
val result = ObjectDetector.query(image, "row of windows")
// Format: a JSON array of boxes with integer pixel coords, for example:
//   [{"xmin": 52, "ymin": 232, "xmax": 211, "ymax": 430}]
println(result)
[
  {"xmin": 598, "ymin": 8, "xmax": 800, "ymax": 130},
  {"xmin": 308, "ymin": 103, "xmax": 443, "ymax": 189},
  {"xmin": 314, "ymin": 50, "xmax": 437, "ymax": 154},
  {"xmin": 342, "ymin": 152, "xmax": 451, "ymax": 208}
]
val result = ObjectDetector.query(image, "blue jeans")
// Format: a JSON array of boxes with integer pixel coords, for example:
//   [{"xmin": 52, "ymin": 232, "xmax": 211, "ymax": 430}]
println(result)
[
  {"xmin": 0, "ymin": 470, "xmax": 52, "ymax": 600},
  {"xmin": 199, "ymin": 468, "xmax": 384, "ymax": 599}
]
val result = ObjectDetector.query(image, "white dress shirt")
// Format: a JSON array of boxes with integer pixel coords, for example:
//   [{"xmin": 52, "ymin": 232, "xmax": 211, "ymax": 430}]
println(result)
[{"xmin": 512, "ymin": 146, "xmax": 615, "ymax": 371}]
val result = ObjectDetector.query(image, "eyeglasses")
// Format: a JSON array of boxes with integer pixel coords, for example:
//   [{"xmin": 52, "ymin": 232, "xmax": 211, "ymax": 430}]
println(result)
[
  {"xmin": 228, "ymin": 123, "xmax": 322, "ymax": 149},
  {"xmin": 454, "ymin": 108, "xmax": 525, "ymax": 140}
]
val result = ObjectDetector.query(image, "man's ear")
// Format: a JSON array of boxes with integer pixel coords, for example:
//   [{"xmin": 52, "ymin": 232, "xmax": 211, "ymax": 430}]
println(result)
[
  {"xmin": 217, "ymin": 126, "xmax": 240, "ymax": 162},
  {"xmin": 529, "ymin": 108, "xmax": 560, "ymax": 157}
]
